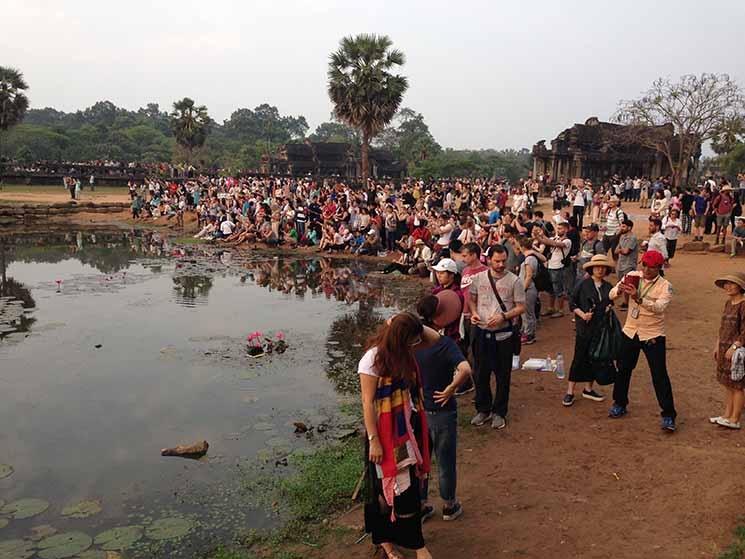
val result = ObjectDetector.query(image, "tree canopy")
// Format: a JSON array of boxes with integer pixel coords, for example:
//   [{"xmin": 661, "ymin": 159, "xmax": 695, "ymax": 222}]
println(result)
[
  {"xmin": 615, "ymin": 73, "xmax": 745, "ymax": 185},
  {"xmin": 328, "ymin": 33, "xmax": 408, "ymax": 182}
]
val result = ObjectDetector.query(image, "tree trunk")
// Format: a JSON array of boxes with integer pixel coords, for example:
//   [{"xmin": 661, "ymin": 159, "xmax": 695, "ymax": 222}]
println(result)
[{"xmin": 361, "ymin": 131, "xmax": 370, "ymax": 185}]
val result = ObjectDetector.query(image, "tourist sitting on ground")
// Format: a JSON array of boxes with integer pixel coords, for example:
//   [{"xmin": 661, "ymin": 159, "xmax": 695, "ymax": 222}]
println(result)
[
  {"xmin": 409, "ymin": 239, "xmax": 434, "ymax": 277},
  {"xmin": 357, "ymin": 228, "xmax": 382, "ymax": 256},
  {"xmin": 731, "ymin": 216, "xmax": 745, "ymax": 257},
  {"xmin": 194, "ymin": 217, "xmax": 217, "ymax": 239},
  {"xmin": 710, "ymin": 272, "xmax": 745, "ymax": 429}
]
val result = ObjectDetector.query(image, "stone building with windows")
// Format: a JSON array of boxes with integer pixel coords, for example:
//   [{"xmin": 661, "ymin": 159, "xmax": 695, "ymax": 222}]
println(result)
[
  {"xmin": 532, "ymin": 117, "xmax": 700, "ymax": 184},
  {"xmin": 260, "ymin": 141, "xmax": 406, "ymax": 179}
]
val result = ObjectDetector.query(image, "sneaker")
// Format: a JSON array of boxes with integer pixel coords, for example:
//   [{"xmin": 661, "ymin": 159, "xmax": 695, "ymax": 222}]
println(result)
[
  {"xmin": 562, "ymin": 394, "xmax": 575, "ymax": 407},
  {"xmin": 421, "ymin": 504, "xmax": 435, "ymax": 523},
  {"xmin": 491, "ymin": 415, "xmax": 507, "ymax": 430},
  {"xmin": 608, "ymin": 404, "xmax": 627, "ymax": 418},
  {"xmin": 470, "ymin": 412, "xmax": 492, "ymax": 426},
  {"xmin": 661, "ymin": 416, "xmax": 677, "ymax": 432},
  {"xmin": 550, "ymin": 311, "xmax": 564, "ymax": 318},
  {"xmin": 521, "ymin": 335, "xmax": 536, "ymax": 345},
  {"xmin": 582, "ymin": 389, "xmax": 605, "ymax": 402},
  {"xmin": 442, "ymin": 502, "xmax": 463, "ymax": 521},
  {"xmin": 716, "ymin": 417, "xmax": 741, "ymax": 429}
]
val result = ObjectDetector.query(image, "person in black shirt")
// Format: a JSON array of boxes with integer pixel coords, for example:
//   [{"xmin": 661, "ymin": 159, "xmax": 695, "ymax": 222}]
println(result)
[
  {"xmin": 416, "ymin": 295, "xmax": 471, "ymax": 522},
  {"xmin": 681, "ymin": 188, "xmax": 695, "ymax": 235}
]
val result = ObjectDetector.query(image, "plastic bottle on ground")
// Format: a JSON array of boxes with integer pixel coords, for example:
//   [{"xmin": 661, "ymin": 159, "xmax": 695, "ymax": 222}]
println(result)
[{"xmin": 555, "ymin": 352, "xmax": 566, "ymax": 380}]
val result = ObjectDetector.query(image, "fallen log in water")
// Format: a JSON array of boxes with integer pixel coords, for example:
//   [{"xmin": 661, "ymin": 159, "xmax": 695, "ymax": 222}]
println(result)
[{"xmin": 160, "ymin": 440, "xmax": 209, "ymax": 459}]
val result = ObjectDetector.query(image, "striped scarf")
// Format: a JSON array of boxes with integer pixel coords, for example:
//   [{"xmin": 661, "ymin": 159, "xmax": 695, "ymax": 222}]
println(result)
[{"xmin": 375, "ymin": 371, "xmax": 431, "ymax": 516}]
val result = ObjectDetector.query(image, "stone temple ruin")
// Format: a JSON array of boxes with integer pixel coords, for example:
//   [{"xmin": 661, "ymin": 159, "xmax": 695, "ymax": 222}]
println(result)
[
  {"xmin": 532, "ymin": 117, "xmax": 701, "ymax": 184},
  {"xmin": 260, "ymin": 142, "xmax": 406, "ymax": 179}
]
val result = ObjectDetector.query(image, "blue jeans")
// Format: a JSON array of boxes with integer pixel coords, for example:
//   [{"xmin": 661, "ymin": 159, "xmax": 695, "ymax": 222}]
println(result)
[{"xmin": 423, "ymin": 409, "xmax": 457, "ymax": 503}]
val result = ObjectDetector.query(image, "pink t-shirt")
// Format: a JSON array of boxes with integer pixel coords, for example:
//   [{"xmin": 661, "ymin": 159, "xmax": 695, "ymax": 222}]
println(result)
[{"xmin": 460, "ymin": 264, "xmax": 488, "ymax": 316}]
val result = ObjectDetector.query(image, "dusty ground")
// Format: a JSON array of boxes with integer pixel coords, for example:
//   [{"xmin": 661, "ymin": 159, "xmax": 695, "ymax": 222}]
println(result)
[
  {"xmin": 3, "ymin": 187, "xmax": 743, "ymax": 557},
  {"xmin": 0, "ymin": 185, "xmax": 129, "ymax": 204},
  {"xmin": 314, "ymin": 229, "xmax": 745, "ymax": 558}
]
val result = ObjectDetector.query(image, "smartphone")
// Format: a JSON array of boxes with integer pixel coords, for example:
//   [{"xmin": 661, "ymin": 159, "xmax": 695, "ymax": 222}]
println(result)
[{"xmin": 623, "ymin": 274, "xmax": 640, "ymax": 289}]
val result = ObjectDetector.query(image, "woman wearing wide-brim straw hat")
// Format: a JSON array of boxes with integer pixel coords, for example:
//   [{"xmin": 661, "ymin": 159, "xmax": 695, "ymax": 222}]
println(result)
[
  {"xmin": 710, "ymin": 272, "xmax": 745, "ymax": 429},
  {"xmin": 563, "ymin": 254, "xmax": 616, "ymax": 406}
]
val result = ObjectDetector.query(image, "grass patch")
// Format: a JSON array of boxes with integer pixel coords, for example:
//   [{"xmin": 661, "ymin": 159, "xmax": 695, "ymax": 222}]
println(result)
[
  {"xmin": 719, "ymin": 523, "xmax": 745, "ymax": 559},
  {"xmin": 207, "ymin": 438, "xmax": 363, "ymax": 559},
  {"xmin": 279, "ymin": 439, "xmax": 363, "ymax": 521}
]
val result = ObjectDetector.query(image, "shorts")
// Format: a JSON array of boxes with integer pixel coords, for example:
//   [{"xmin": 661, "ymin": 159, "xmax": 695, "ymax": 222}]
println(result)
[
  {"xmin": 694, "ymin": 214, "xmax": 705, "ymax": 227},
  {"xmin": 549, "ymin": 268, "xmax": 567, "ymax": 298},
  {"xmin": 716, "ymin": 214, "xmax": 731, "ymax": 228}
]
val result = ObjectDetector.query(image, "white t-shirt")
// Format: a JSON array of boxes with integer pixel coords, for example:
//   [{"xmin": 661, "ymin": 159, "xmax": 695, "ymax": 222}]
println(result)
[
  {"xmin": 358, "ymin": 347, "xmax": 415, "ymax": 409},
  {"xmin": 220, "ymin": 220, "xmax": 235, "ymax": 235},
  {"xmin": 548, "ymin": 237, "xmax": 572, "ymax": 270}
]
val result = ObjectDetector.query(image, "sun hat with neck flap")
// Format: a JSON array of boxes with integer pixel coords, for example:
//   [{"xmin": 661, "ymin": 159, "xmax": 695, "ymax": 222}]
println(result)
[{"xmin": 715, "ymin": 271, "xmax": 745, "ymax": 292}]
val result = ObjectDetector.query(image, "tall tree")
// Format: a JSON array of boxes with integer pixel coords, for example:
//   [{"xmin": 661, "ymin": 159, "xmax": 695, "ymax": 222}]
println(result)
[
  {"xmin": 615, "ymin": 73, "xmax": 745, "ymax": 186},
  {"xmin": 327, "ymin": 34, "xmax": 408, "ymax": 183},
  {"xmin": 170, "ymin": 97, "xmax": 210, "ymax": 164},
  {"xmin": 0, "ymin": 66, "xmax": 30, "ymax": 161}
]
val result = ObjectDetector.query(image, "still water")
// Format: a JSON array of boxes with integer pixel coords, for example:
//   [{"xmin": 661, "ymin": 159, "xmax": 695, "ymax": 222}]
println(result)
[{"xmin": 0, "ymin": 229, "xmax": 422, "ymax": 558}]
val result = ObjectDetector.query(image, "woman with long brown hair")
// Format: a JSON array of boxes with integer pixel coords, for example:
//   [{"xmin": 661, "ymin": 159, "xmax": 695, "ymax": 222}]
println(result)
[{"xmin": 359, "ymin": 313, "xmax": 435, "ymax": 559}]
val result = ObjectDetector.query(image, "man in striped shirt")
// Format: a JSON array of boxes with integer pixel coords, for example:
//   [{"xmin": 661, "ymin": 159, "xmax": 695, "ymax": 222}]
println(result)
[{"xmin": 603, "ymin": 195, "xmax": 625, "ymax": 254}]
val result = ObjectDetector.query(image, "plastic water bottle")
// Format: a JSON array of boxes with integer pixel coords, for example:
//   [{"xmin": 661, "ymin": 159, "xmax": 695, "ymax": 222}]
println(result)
[{"xmin": 555, "ymin": 353, "xmax": 566, "ymax": 380}]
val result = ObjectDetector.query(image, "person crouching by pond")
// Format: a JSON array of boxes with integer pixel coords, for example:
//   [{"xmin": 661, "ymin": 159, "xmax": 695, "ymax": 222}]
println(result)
[
  {"xmin": 358, "ymin": 313, "xmax": 434, "ymax": 559},
  {"xmin": 710, "ymin": 272, "xmax": 745, "ymax": 429},
  {"xmin": 415, "ymin": 291, "xmax": 472, "ymax": 522},
  {"xmin": 563, "ymin": 254, "xmax": 615, "ymax": 406}
]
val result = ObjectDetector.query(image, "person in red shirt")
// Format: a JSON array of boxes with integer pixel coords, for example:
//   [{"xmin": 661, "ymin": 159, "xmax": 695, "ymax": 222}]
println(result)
[
  {"xmin": 410, "ymin": 218, "xmax": 432, "ymax": 244},
  {"xmin": 712, "ymin": 185, "xmax": 735, "ymax": 245}
]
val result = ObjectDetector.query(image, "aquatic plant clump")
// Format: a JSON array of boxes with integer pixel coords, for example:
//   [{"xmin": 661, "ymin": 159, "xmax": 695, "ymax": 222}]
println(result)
[
  {"xmin": 0, "ymin": 498, "xmax": 49, "ymax": 520},
  {"xmin": 37, "ymin": 531, "xmax": 92, "ymax": 559},
  {"xmin": 61, "ymin": 500, "xmax": 102, "ymax": 519}
]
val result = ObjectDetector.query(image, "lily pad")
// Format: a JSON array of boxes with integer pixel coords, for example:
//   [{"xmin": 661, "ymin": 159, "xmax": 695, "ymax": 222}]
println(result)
[
  {"xmin": 252, "ymin": 422, "xmax": 275, "ymax": 431},
  {"xmin": 0, "ymin": 465, "xmax": 12, "ymax": 480},
  {"xmin": 0, "ymin": 498, "xmax": 49, "ymax": 520},
  {"xmin": 37, "ymin": 532, "xmax": 92, "ymax": 559},
  {"xmin": 62, "ymin": 500, "xmax": 102, "ymax": 519},
  {"xmin": 93, "ymin": 526, "xmax": 143, "ymax": 550},
  {"xmin": 29, "ymin": 525, "xmax": 57, "ymax": 542},
  {"xmin": 145, "ymin": 517, "xmax": 194, "ymax": 540},
  {"xmin": 0, "ymin": 539, "xmax": 36, "ymax": 559}
]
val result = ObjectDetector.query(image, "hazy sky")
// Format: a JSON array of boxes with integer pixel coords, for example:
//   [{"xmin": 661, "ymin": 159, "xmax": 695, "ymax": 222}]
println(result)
[{"xmin": 3, "ymin": 0, "xmax": 745, "ymax": 150}]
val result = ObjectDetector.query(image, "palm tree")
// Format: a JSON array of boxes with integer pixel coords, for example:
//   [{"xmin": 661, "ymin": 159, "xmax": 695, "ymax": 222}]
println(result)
[
  {"xmin": 0, "ymin": 66, "xmax": 30, "ymax": 161},
  {"xmin": 328, "ymin": 34, "xmax": 408, "ymax": 184},
  {"xmin": 170, "ymin": 97, "xmax": 210, "ymax": 165}
]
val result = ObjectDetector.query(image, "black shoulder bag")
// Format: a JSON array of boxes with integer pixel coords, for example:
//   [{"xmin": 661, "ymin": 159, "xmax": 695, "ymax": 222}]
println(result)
[{"xmin": 486, "ymin": 272, "xmax": 522, "ymax": 356}]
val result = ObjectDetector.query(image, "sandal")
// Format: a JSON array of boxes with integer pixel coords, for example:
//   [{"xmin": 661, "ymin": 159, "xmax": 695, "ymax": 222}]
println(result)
[
  {"xmin": 716, "ymin": 417, "xmax": 741, "ymax": 429},
  {"xmin": 709, "ymin": 416, "xmax": 722, "ymax": 424}
]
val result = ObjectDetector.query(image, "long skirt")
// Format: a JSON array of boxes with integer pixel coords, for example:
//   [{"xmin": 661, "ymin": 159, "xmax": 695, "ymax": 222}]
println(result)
[{"xmin": 363, "ymin": 413, "xmax": 425, "ymax": 550}]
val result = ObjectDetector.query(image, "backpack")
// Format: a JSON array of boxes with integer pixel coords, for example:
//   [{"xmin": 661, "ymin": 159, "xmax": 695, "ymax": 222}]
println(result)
[{"xmin": 533, "ymin": 258, "xmax": 552, "ymax": 292}]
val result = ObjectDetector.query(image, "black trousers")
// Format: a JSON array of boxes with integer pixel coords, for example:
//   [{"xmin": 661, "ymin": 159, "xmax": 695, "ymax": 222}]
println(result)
[
  {"xmin": 573, "ymin": 205, "xmax": 585, "ymax": 229},
  {"xmin": 612, "ymin": 334, "xmax": 676, "ymax": 418},
  {"xmin": 473, "ymin": 328, "xmax": 513, "ymax": 417}
]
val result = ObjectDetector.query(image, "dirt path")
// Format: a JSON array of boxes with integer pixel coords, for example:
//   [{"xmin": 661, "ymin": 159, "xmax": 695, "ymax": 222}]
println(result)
[
  {"xmin": 0, "ymin": 187, "xmax": 128, "ymax": 205},
  {"xmin": 311, "ymin": 250, "xmax": 745, "ymax": 559}
]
